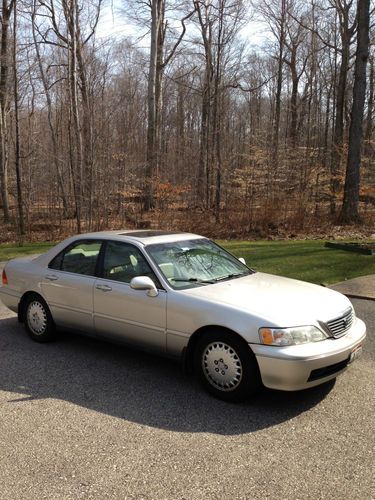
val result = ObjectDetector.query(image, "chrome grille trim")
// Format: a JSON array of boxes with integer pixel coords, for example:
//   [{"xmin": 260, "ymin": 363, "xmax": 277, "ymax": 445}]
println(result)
[{"xmin": 325, "ymin": 307, "xmax": 354, "ymax": 338}]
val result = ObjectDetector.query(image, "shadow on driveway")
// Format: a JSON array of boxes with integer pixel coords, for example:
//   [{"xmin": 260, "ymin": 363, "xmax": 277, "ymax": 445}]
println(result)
[{"xmin": 0, "ymin": 316, "xmax": 335, "ymax": 435}]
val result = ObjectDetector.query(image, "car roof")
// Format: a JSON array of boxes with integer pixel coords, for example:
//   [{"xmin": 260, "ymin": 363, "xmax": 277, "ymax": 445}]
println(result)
[{"xmin": 70, "ymin": 230, "xmax": 203, "ymax": 246}]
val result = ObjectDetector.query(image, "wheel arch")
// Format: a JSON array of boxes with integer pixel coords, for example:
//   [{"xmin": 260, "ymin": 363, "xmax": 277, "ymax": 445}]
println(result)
[
  {"xmin": 18, "ymin": 291, "xmax": 49, "ymax": 323},
  {"xmin": 183, "ymin": 325, "xmax": 252, "ymax": 373}
]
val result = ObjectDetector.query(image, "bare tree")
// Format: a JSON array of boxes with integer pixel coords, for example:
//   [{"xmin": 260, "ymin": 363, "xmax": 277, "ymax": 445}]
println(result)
[
  {"xmin": 365, "ymin": 50, "xmax": 374, "ymax": 143},
  {"xmin": 272, "ymin": 0, "xmax": 286, "ymax": 164},
  {"xmin": 144, "ymin": 0, "xmax": 195, "ymax": 210},
  {"xmin": 31, "ymin": 0, "xmax": 69, "ymax": 216},
  {"xmin": 339, "ymin": 0, "xmax": 370, "ymax": 223},
  {"xmin": 12, "ymin": 0, "xmax": 25, "ymax": 235},
  {"xmin": 0, "ymin": 0, "xmax": 373, "ymax": 240},
  {"xmin": 34, "ymin": 0, "xmax": 103, "ymax": 230},
  {"xmin": 0, "ymin": 0, "xmax": 14, "ymax": 223},
  {"xmin": 329, "ymin": 0, "xmax": 357, "ymax": 214},
  {"xmin": 194, "ymin": 0, "xmax": 245, "ymax": 217}
]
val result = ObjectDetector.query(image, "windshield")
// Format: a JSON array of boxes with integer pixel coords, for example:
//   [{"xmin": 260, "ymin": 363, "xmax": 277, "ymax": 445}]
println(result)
[{"xmin": 146, "ymin": 238, "xmax": 253, "ymax": 289}]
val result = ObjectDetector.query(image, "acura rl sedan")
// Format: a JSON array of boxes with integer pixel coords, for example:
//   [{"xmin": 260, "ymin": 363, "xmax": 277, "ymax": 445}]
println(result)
[{"xmin": 0, "ymin": 230, "xmax": 366, "ymax": 402}]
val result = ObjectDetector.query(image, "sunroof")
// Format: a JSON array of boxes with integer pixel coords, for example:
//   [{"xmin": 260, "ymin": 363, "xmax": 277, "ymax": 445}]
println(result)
[{"xmin": 121, "ymin": 230, "xmax": 180, "ymax": 238}]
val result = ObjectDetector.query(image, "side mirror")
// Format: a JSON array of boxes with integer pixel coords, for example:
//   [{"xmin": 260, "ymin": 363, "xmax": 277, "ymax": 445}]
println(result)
[
  {"xmin": 130, "ymin": 276, "xmax": 158, "ymax": 297},
  {"xmin": 130, "ymin": 276, "xmax": 159, "ymax": 297},
  {"xmin": 238, "ymin": 257, "xmax": 246, "ymax": 265}
]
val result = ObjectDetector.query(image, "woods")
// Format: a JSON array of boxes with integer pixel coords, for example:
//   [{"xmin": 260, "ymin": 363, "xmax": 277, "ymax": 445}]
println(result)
[{"xmin": 0, "ymin": 0, "xmax": 374, "ymax": 241}]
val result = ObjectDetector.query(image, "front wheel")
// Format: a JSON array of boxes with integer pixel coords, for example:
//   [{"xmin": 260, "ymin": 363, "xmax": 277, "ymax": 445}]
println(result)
[
  {"xmin": 24, "ymin": 294, "xmax": 56, "ymax": 342},
  {"xmin": 194, "ymin": 329, "xmax": 261, "ymax": 402}
]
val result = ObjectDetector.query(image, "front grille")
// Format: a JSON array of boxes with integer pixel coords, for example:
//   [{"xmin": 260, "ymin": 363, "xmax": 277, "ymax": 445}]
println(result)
[{"xmin": 326, "ymin": 307, "xmax": 354, "ymax": 337}]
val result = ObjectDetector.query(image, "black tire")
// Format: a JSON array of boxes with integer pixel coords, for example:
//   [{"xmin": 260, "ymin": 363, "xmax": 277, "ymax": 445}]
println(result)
[
  {"xmin": 23, "ymin": 294, "xmax": 56, "ymax": 343},
  {"xmin": 194, "ymin": 329, "xmax": 261, "ymax": 402}
]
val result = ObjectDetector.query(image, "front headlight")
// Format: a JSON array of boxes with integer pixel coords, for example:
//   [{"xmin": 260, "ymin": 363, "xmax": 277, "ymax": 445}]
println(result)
[{"xmin": 259, "ymin": 326, "xmax": 327, "ymax": 346}]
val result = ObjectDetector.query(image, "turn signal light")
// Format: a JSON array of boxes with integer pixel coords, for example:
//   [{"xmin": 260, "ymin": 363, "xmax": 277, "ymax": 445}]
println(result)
[
  {"xmin": 259, "ymin": 328, "xmax": 274, "ymax": 345},
  {"xmin": 2, "ymin": 269, "xmax": 8, "ymax": 285}
]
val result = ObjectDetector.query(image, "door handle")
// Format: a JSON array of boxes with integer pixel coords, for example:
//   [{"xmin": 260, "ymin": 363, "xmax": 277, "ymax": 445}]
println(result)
[
  {"xmin": 45, "ymin": 274, "xmax": 58, "ymax": 281},
  {"xmin": 95, "ymin": 284, "xmax": 112, "ymax": 292}
]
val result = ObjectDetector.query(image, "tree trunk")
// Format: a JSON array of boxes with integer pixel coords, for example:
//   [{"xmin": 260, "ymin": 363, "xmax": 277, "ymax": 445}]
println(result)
[
  {"xmin": 330, "ymin": 38, "xmax": 349, "ymax": 204},
  {"xmin": 339, "ymin": 0, "xmax": 370, "ymax": 223},
  {"xmin": 76, "ymin": 37, "xmax": 94, "ymax": 228},
  {"xmin": 365, "ymin": 55, "xmax": 374, "ymax": 143},
  {"xmin": 176, "ymin": 80, "xmax": 185, "ymax": 183},
  {"xmin": 31, "ymin": 0, "xmax": 69, "ymax": 217},
  {"xmin": 289, "ymin": 66, "xmax": 299, "ymax": 148},
  {"xmin": 272, "ymin": 0, "xmax": 286, "ymax": 168},
  {"xmin": 330, "ymin": 0, "xmax": 355, "ymax": 215},
  {"xmin": 197, "ymin": 78, "xmax": 211, "ymax": 207},
  {"xmin": 195, "ymin": 1, "xmax": 213, "ymax": 208},
  {"xmin": 0, "ymin": 0, "xmax": 13, "ymax": 223},
  {"xmin": 213, "ymin": 1, "xmax": 224, "ymax": 222},
  {"xmin": 65, "ymin": 0, "xmax": 83, "ymax": 232},
  {"xmin": 13, "ymin": 0, "xmax": 25, "ymax": 236},
  {"xmin": 145, "ymin": 0, "xmax": 164, "ymax": 211}
]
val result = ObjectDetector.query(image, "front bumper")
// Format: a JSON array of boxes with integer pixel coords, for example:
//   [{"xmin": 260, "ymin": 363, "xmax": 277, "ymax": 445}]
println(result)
[{"xmin": 251, "ymin": 318, "xmax": 366, "ymax": 391}]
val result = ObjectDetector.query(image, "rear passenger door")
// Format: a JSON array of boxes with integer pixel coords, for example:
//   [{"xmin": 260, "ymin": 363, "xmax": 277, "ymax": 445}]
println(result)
[{"xmin": 41, "ymin": 240, "xmax": 102, "ymax": 332}]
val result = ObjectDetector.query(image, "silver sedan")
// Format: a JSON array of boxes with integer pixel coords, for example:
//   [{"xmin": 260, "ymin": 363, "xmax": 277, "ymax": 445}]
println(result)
[{"xmin": 0, "ymin": 230, "xmax": 366, "ymax": 402}]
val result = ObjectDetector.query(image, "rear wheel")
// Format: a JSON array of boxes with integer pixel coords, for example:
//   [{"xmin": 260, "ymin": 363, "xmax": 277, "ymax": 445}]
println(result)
[
  {"xmin": 24, "ymin": 294, "xmax": 56, "ymax": 342},
  {"xmin": 194, "ymin": 329, "xmax": 261, "ymax": 402}
]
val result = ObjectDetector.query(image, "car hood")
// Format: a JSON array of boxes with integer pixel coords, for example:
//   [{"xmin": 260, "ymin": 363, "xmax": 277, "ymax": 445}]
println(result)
[{"xmin": 184, "ymin": 272, "xmax": 351, "ymax": 326}]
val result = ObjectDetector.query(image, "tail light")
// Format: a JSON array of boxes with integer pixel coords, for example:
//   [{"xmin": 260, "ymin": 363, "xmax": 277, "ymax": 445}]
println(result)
[{"xmin": 2, "ymin": 269, "xmax": 8, "ymax": 285}]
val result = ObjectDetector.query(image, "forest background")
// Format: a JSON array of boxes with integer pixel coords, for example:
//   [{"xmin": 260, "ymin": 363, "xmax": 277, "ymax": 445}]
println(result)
[{"xmin": 0, "ymin": 0, "xmax": 374, "ymax": 243}]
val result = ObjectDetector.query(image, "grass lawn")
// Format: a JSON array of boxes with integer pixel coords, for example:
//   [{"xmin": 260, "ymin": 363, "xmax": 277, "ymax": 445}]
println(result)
[
  {"xmin": 219, "ymin": 240, "xmax": 375, "ymax": 285},
  {"xmin": 0, "ymin": 242, "xmax": 54, "ymax": 262},
  {"xmin": 0, "ymin": 239, "xmax": 374, "ymax": 285}
]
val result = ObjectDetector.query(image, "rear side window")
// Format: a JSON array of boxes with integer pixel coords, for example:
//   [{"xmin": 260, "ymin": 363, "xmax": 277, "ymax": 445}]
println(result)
[{"xmin": 49, "ymin": 241, "xmax": 102, "ymax": 277}]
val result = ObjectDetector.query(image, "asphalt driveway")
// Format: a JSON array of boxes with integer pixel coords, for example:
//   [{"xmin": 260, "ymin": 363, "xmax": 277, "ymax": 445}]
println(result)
[{"xmin": 0, "ymin": 298, "xmax": 374, "ymax": 499}]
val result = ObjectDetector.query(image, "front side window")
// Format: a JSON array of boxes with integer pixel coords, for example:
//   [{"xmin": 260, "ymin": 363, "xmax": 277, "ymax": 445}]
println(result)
[
  {"xmin": 102, "ymin": 241, "xmax": 158, "ymax": 285},
  {"xmin": 146, "ymin": 238, "xmax": 252, "ymax": 289},
  {"xmin": 49, "ymin": 240, "xmax": 101, "ymax": 276}
]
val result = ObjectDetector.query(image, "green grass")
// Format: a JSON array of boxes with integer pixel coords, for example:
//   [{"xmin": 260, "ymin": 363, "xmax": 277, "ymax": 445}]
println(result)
[
  {"xmin": 0, "ymin": 239, "xmax": 374, "ymax": 285},
  {"xmin": 0, "ymin": 242, "xmax": 54, "ymax": 262},
  {"xmin": 219, "ymin": 240, "xmax": 375, "ymax": 285}
]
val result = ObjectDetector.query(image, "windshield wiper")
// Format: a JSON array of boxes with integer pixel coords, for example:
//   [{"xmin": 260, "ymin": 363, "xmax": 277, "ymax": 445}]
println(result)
[
  {"xmin": 211, "ymin": 271, "xmax": 252, "ymax": 282},
  {"xmin": 171, "ymin": 277, "xmax": 215, "ymax": 284},
  {"xmin": 171, "ymin": 272, "xmax": 251, "ymax": 285}
]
